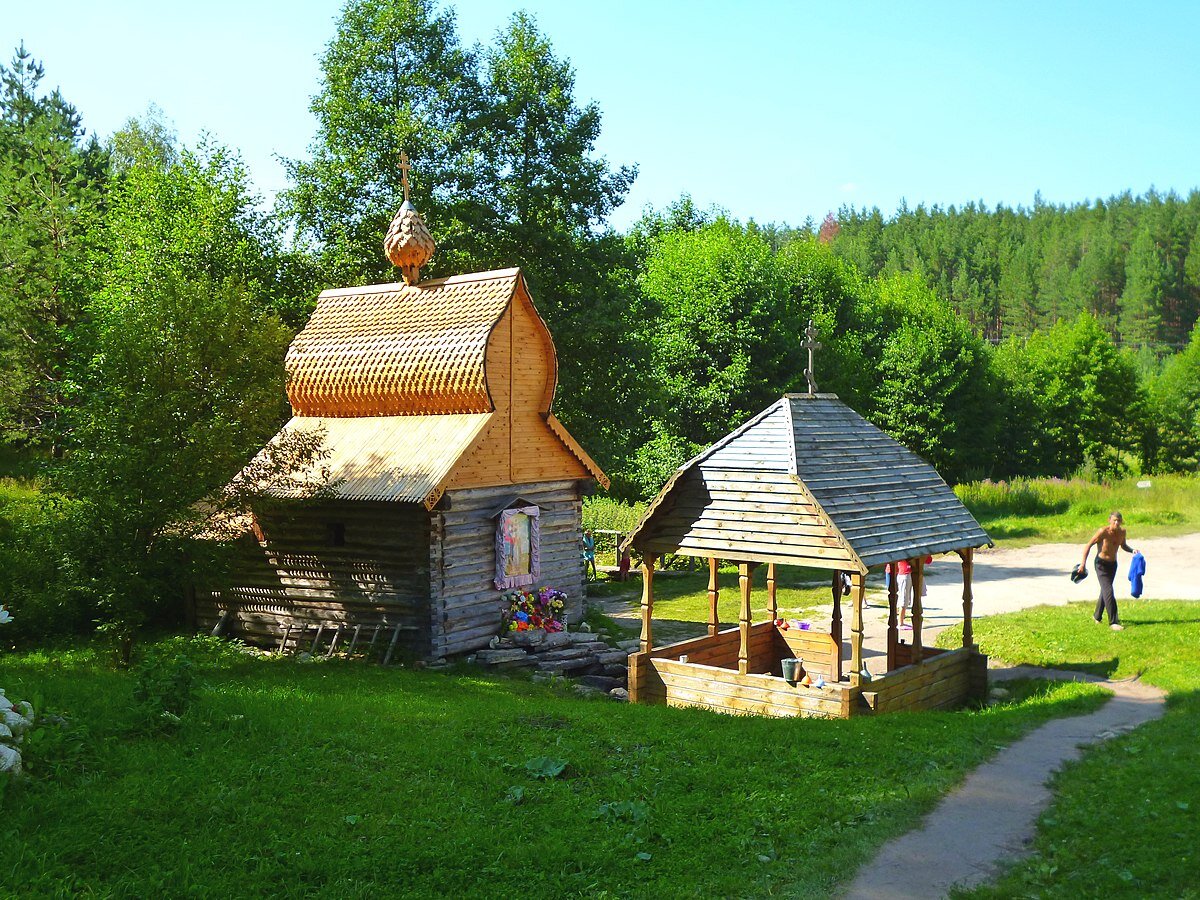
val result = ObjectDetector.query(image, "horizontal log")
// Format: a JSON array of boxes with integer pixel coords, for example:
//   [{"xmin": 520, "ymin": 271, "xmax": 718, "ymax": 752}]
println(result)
[
  {"xmin": 669, "ymin": 525, "xmax": 844, "ymax": 550},
  {"xmin": 653, "ymin": 667, "xmax": 847, "ymax": 718},
  {"xmin": 673, "ymin": 536, "xmax": 852, "ymax": 562},
  {"xmin": 446, "ymin": 480, "xmax": 580, "ymax": 508}
]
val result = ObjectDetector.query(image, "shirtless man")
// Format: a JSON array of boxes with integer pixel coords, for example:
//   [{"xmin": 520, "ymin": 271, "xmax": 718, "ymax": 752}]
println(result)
[{"xmin": 1080, "ymin": 511, "xmax": 1137, "ymax": 631}]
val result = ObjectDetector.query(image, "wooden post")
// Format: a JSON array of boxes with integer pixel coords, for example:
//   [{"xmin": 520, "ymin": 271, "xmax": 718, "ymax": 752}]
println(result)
[
  {"xmin": 383, "ymin": 622, "xmax": 403, "ymax": 665},
  {"xmin": 738, "ymin": 562, "xmax": 756, "ymax": 675},
  {"xmin": 766, "ymin": 563, "xmax": 778, "ymax": 622},
  {"xmin": 960, "ymin": 547, "xmax": 975, "ymax": 648},
  {"xmin": 707, "ymin": 557, "xmax": 720, "ymax": 637},
  {"xmin": 830, "ymin": 571, "xmax": 843, "ymax": 681},
  {"xmin": 886, "ymin": 565, "xmax": 899, "ymax": 671},
  {"xmin": 849, "ymin": 571, "xmax": 866, "ymax": 685},
  {"xmin": 912, "ymin": 557, "xmax": 924, "ymax": 665},
  {"xmin": 640, "ymin": 554, "xmax": 657, "ymax": 654}
]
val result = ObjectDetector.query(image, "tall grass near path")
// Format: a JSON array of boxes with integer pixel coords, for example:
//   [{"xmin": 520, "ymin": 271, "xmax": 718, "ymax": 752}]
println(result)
[{"xmin": 955, "ymin": 474, "xmax": 1200, "ymax": 545}]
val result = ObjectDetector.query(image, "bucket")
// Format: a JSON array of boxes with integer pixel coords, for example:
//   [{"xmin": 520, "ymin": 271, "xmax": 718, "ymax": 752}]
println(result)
[{"xmin": 781, "ymin": 658, "xmax": 800, "ymax": 682}]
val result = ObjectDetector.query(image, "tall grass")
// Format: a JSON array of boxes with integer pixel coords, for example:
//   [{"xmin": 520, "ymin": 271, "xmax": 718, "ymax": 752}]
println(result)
[
  {"xmin": 581, "ymin": 496, "xmax": 647, "ymax": 564},
  {"xmin": 954, "ymin": 474, "xmax": 1200, "ymax": 544}
]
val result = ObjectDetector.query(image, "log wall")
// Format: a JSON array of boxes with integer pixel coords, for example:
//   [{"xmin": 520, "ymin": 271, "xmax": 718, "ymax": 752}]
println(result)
[
  {"xmin": 432, "ymin": 479, "xmax": 584, "ymax": 658},
  {"xmin": 860, "ymin": 647, "xmax": 987, "ymax": 714},
  {"xmin": 197, "ymin": 500, "xmax": 432, "ymax": 654},
  {"xmin": 627, "ymin": 623, "xmax": 850, "ymax": 718},
  {"xmin": 891, "ymin": 642, "xmax": 947, "ymax": 671},
  {"xmin": 772, "ymin": 628, "xmax": 841, "ymax": 680},
  {"xmin": 627, "ymin": 628, "xmax": 986, "ymax": 718}
]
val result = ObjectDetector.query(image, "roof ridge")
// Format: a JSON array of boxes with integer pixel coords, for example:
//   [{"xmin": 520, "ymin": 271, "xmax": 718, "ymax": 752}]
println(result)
[{"xmin": 317, "ymin": 268, "xmax": 521, "ymax": 299}]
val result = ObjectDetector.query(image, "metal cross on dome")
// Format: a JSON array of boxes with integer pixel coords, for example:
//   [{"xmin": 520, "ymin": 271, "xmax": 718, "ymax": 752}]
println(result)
[
  {"xmin": 398, "ymin": 151, "xmax": 411, "ymax": 204},
  {"xmin": 802, "ymin": 319, "xmax": 822, "ymax": 395}
]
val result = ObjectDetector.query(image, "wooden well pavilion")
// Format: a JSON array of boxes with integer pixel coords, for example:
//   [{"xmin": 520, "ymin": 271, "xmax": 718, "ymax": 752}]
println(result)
[
  {"xmin": 197, "ymin": 162, "xmax": 607, "ymax": 660},
  {"xmin": 623, "ymin": 392, "xmax": 992, "ymax": 718}
]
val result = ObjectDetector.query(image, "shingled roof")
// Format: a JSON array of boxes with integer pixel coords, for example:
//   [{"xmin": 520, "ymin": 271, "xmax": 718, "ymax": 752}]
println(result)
[
  {"xmin": 625, "ymin": 394, "xmax": 990, "ymax": 572},
  {"xmin": 242, "ymin": 263, "xmax": 606, "ymax": 506},
  {"xmin": 260, "ymin": 413, "xmax": 494, "ymax": 507},
  {"xmin": 286, "ymin": 269, "xmax": 522, "ymax": 417}
]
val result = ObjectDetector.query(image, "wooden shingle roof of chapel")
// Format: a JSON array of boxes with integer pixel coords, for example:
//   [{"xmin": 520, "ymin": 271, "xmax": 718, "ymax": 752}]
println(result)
[{"xmin": 244, "ymin": 153, "xmax": 606, "ymax": 509}]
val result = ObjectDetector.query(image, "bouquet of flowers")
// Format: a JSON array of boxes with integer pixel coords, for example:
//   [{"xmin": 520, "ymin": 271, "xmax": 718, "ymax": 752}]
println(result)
[{"xmin": 501, "ymin": 587, "xmax": 567, "ymax": 633}]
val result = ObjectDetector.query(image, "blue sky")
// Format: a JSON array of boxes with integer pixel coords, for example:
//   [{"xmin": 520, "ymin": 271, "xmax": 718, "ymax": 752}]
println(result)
[{"xmin": 5, "ymin": 1, "xmax": 1199, "ymax": 230}]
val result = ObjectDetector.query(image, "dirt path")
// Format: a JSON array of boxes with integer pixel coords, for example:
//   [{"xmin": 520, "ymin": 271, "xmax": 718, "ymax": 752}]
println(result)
[
  {"xmin": 851, "ymin": 533, "xmax": 1200, "ymax": 665},
  {"xmin": 840, "ymin": 667, "xmax": 1167, "ymax": 899},
  {"xmin": 836, "ymin": 536, "xmax": 1189, "ymax": 896}
]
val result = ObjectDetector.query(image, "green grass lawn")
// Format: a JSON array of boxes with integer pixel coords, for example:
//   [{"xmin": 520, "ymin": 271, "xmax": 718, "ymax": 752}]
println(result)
[
  {"xmin": 937, "ymin": 601, "xmax": 1200, "ymax": 898},
  {"xmin": 0, "ymin": 638, "xmax": 1104, "ymax": 898}
]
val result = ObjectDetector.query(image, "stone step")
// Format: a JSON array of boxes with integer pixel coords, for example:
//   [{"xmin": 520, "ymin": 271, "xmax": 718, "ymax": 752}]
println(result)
[
  {"xmin": 578, "ymin": 675, "xmax": 623, "ymax": 691},
  {"xmin": 529, "ymin": 647, "xmax": 590, "ymax": 663},
  {"xmin": 476, "ymin": 649, "xmax": 531, "ymax": 665}
]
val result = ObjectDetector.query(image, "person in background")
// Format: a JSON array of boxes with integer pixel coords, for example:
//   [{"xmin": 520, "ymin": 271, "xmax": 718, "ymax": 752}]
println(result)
[
  {"xmin": 582, "ymin": 529, "xmax": 597, "ymax": 580},
  {"xmin": 895, "ymin": 555, "xmax": 933, "ymax": 630},
  {"xmin": 1080, "ymin": 511, "xmax": 1137, "ymax": 631},
  {"xmin": 616, "ymin": 548, "xmax": 632, "ymax": 582}
]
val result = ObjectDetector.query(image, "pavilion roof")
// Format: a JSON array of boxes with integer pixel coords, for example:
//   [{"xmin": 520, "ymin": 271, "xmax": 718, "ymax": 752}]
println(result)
[{"xmin": 625, "ymin": 395, "xmax": 990, "ymax": 571}]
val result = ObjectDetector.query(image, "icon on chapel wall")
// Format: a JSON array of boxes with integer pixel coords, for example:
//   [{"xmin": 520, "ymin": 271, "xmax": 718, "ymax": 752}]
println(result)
[{"xmin": 494, "ymin": 503, "xmax": 541, "ymax": 590}]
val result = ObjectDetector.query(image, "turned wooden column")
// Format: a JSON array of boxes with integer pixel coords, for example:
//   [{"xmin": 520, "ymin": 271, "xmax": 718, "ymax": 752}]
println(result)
[
  {"xmin": 960, "ymin": 547, "xmax": 975, "ymax": 648},
  {"xmin": 639, "ymin": 554, "xmax": 657, "ymax": 654},
  {"xmin": 849, "ymin": 570, "xmax": 866, "ymax": 685},
  {"xmin": 738, "ymin": 562, "xmax": 757, "ymax": 675},
  {"xmin": 707, "ymin": 557, "xmax": 720, "ymax": 637},
  {"xmin": 911, "ymin": 556, "xmax": 924, "ymax": 665},
  {"xmin": 766, "ymin": 563, "xmax": 778, "ymax": 622},
  {"xmin": 830, "ymin": 571, "xmax": 844, "ymax": 681},
  {"xmin": 886, "ymin": 564, "xmax": 899, "ymax": 671}
]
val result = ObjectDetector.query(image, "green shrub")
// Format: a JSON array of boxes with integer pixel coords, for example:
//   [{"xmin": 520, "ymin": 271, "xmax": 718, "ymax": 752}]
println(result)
[
  {"xmin": 0, "ymin": 480, "xmax": 91, "ymax": 642},
  {"xmin": 19, "ymin": 709, "xmax": 94, "ymax": 779},
  {"xmin": 132, "ymin": 650, "xmax": 198, "ymax": 731}
]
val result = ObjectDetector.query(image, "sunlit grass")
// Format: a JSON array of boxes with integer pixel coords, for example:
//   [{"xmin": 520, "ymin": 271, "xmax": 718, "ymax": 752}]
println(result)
[
  {"xmin": 955, "ymin": 474, "xmax": 1200, "ymax": 546},
  {"xmin": 0, "ymin": 636, "xmax": 1107, "ymax": 898},
  {"xmin": 940, "ymin": 601, "xmax": 1200, "ymax": 898},
  {"xmin": 587, "ymin": 563, "xmax": 834, "ymax": 642}
]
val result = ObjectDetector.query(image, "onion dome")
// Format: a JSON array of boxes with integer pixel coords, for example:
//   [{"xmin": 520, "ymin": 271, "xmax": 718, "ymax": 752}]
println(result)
[
  {"xmin": 383, "ymin": 152, "xmax": 435, "ymax": 285},
  {"xmin": 384, "ymin": 199, "xmax": 436, "ymax": 285}
]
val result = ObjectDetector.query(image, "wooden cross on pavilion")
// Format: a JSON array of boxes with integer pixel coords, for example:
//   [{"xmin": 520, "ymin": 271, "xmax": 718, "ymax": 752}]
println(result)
[
  {"xmin": 802, "ymin": 319, "xmax": 822, "ymax": 395},
  {"xmin": 399, "ymin": 151, "xmax": 412, "ymax": 204}
]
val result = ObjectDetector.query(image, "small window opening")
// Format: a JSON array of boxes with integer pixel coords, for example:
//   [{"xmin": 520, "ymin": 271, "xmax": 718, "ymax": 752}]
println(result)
[{"xmin": 326, "ymin": 522, "xmax": 346, "ymax": 546}]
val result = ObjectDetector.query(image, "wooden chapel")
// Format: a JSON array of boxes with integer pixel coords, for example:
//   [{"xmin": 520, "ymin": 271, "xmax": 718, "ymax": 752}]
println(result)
[{"xmin": 196, "ymin": 157, "xmax": 608, "ymax": 660}]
